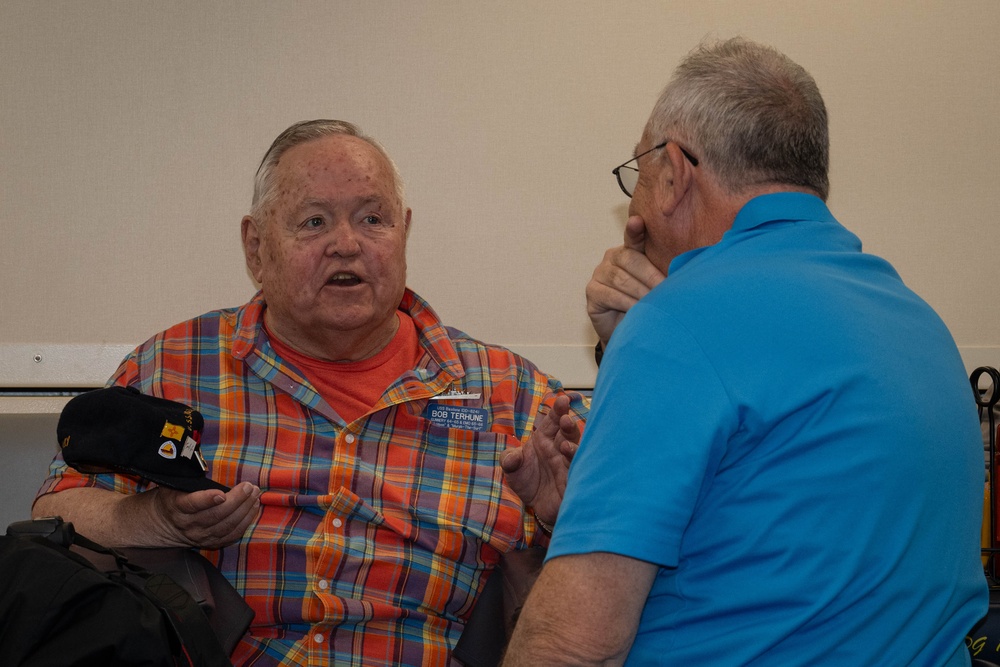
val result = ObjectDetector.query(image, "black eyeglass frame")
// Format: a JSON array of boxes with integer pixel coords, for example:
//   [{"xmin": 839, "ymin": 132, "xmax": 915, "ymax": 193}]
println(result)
[{"xmin": 612, "ymin": 140, "xmax": 699, "ymax": 197}]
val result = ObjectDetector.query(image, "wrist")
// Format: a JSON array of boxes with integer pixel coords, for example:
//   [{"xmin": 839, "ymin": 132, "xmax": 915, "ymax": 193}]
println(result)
[{"xmin": 132, "ymin": 488, "xmax": 188, "ymax": 548}]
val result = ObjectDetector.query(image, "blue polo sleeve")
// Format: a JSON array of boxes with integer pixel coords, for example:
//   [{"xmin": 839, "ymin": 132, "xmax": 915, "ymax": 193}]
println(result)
[{"xmin": 547, "ymin": 301, "xmax": 736, "ymax": 567}]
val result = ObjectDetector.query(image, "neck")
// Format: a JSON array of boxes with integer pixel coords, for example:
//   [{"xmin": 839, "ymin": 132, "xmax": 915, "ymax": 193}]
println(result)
[
  {"xmin": 264, "ymin": 311, "xmax": 401, "ymax": 362},
  {"xmin": 675, "ymin": 180, "xmax": 740, "ymax": 255},
  {"xmin": 691, "ymin": 182, "xmax": 819, "ymax": 246}
]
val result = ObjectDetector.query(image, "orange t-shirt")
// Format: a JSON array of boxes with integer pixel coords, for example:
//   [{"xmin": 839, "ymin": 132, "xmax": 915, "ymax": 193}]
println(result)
[{"xmin": 266, "ymin": 312, "xmax": 421, "ymax": 424}]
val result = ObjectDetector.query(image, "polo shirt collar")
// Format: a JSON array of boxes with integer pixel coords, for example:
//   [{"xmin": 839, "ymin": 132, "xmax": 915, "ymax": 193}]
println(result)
[
  {"xmin": 670, "ymin": 192, "xmax": 833, "ymax": 274},
  {"xmin": 731, "ymin": 192, "xmax": 835, "ymax": 233}
]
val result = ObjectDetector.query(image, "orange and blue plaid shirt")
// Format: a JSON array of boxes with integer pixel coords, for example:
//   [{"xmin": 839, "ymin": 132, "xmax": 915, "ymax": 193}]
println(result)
[{"xmin": 38, "ymin": 289, "xmax": 587, "ymax": 666}]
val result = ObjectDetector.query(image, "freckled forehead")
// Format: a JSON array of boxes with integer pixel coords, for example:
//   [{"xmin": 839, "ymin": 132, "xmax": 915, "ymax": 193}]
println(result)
[{"xmin": 273, "ymin": 134, "xmax": 396, "ymax": 202}]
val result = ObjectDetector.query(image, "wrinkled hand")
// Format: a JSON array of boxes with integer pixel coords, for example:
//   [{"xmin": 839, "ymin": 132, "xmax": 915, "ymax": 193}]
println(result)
[
  {"xmin": 148, "ymin": 481, "xmax": 261, "ymax": 549},
  {"xmin": 501, "ymin": 394, "xmax": 581, "ymax": 525},
  {"xmin": 586, "ymin": 215, "xmax": 665, "ymax": 345}
]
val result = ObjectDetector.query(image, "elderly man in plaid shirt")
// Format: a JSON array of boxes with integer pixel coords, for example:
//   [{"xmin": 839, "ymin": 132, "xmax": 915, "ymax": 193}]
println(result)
[{"xmin": 35, "ymin": 119, "xmax": 586, "ymax": 666}]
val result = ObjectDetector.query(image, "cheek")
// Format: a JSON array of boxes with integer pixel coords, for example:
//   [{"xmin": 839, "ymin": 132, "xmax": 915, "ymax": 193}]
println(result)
[
  {"xmin": 373, "ymin": 236, "xmax": 407, "ymax": 272},
  {"xmin": 262, "ymin": 246, "xmax": 318, "ymax": 292},
  {"xmin": 372, "ymin": 245, "xmax": 408, "ymax": 299},
  {"xmin": 631, "ymin": 188, "xmax": 652, "ymax": 217}
]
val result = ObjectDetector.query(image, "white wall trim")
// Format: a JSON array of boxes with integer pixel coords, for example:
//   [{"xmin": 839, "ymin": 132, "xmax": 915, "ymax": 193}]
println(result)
[
  {"xmin": 2, "ymin": 343, "xmax": 997, "ymax": 414},
  {"xmin": 0, "ymin": 342, "xmax": 600, "ymax": 391},
  {"xmin": 0, "ymin": 343, "xmax": 134, "ymax": 389}
]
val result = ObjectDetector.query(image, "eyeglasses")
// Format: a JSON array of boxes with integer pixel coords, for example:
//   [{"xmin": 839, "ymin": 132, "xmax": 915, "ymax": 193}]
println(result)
[{"xmin": 612, "ymin": 140, "xmax": 699, "ymax": 197}]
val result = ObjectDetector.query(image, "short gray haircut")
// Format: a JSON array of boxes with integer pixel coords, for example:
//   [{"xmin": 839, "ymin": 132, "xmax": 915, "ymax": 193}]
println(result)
[
  {"xmin": 249, "ymin": 119, "xmax": 406, "ymax": 220},
  {"xmin": 648, "ymin": 37, "xmax": 830, "ymax": 201}
]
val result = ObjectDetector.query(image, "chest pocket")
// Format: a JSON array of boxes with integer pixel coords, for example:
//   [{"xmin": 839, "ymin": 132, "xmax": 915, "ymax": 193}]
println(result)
[{"xmin": 375, "ymin": 421, "xmax": 525, "ymax": 558}]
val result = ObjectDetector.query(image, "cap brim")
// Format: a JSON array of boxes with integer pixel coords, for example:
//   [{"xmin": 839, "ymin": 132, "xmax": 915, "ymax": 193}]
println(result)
[
  {"xmin": 148, "ymin": 474, "xmax": 232, "ymax": 494},
  {"xmin": 67, "ymin": 459, "xmax": 231, "ymax": 493}
]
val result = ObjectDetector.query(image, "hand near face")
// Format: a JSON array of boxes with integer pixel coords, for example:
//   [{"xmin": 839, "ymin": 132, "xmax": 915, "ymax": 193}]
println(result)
[
  {"xmin": 501, "ymin": 394, "xmax": 582, "ymax": 527},
  {"xmin": 586, "ymin": 215, "xmax": 665, "ymax": 345},
  {"xmin": 148, "ymin": 481, "xmax": 262, "ymax": 550}
]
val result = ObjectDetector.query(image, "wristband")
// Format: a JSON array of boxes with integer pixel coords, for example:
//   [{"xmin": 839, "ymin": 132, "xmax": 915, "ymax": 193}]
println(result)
[{"xmin": 533, "ymin": 510, "xmax": 554, "ymax": 537}]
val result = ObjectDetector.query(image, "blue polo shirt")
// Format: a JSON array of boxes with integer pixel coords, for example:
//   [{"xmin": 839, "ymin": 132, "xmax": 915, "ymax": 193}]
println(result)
[{"xmin": 551, "ymin": 193, "xmax": 986, "ymax": 665}]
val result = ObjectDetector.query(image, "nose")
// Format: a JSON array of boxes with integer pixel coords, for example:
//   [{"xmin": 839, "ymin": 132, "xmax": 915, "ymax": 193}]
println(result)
[{"xmin": 325, "ymin": 220, "xmax": 361, "ymax": 257}]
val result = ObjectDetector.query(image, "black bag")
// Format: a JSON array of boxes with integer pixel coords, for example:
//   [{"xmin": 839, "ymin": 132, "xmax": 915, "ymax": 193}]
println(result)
[
  {"xmin": 0, "ymin": 517, "xmax": 235, "ymax": 667},
  {"xmin": 454, "ymin": 547, "xmax": 546, "ymax": 667}
]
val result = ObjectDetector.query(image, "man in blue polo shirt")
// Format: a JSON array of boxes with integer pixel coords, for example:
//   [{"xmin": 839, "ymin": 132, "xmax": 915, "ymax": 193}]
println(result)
[{"xmin": 504, "ymin": 37, "xmax": 987, "ymax": 666}]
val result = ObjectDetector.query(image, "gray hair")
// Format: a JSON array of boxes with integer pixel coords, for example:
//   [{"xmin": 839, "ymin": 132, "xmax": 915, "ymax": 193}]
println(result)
[
  {"xmin": 648, "ymin": 37, "xmax": 830, "ymax": 201},
  {"xmin": 249, "ymin": 119, "xmax": 406, "ymax": 220}
]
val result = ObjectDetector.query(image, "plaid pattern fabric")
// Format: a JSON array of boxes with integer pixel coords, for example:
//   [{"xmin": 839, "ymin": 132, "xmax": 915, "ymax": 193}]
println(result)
[{"xmin": 38, "ymin": 289, "xmax": 587, "ymax": 666}]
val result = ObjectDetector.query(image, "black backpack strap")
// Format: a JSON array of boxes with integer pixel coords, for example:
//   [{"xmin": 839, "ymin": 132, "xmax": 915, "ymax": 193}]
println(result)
[{"xmin": 135, "ymin": 572, "xmax": 232, "ymax": 667}]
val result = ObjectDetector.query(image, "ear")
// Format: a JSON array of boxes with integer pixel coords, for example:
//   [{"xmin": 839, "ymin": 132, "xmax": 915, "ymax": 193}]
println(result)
[
  {"xmin": 655, "ymin": 143, "xmax": 695, "ymax": 217},
  {"xmin": 241, "ymin": 216, "xmax": 265, "ymax": 284},
  {"xmin": 403, "ymin": 207, "xmax": 412, "ymax": 238}
]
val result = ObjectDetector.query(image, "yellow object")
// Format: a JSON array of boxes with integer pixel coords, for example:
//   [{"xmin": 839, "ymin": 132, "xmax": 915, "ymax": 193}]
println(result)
[{"xmin": 161, "ymin": 422, "xmax": 185, "ymax": 440}]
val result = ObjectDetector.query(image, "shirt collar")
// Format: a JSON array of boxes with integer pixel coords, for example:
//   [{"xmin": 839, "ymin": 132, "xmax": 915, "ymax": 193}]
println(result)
[
  {"xmin": 670, "ymin": 192, "xmax": 833, "ymax": 274},
  {"xmin": 731, "ymin": 192, "xmax": 835, "ymax": 233},
  {"xmin": 232, "ymin": 288, "xmax": 465, "ymax": 383}
]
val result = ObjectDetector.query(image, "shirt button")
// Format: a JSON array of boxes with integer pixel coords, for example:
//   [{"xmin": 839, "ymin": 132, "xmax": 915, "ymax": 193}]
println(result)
[
  {"xmin": 313, "ymin": 633, "xmax": 325, "ymax": 644},
  {"xmin": 332, "ymin": 518, "xmax": 343, "ymax": 528},
  {"xmin": 345, "ymin": 434, "xmax": 356, "ymax": 444},
  {"xmin": 318, "ymin": 579, "xmax": 329, "ymax": 590}
]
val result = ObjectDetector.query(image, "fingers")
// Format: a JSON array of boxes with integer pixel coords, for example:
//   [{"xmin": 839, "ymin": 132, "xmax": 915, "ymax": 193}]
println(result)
[
  {"xmin": 586, "ymin": 220, "xmax": 666, "ymax": 344},
  {"xmin": 173, "ymin": 488, "xmax": 228, "ymax": 513},
  {"xmin": 211, "ymin": 484, "xmax": 261, "ymax": 539},
  {"xmin": 595, "ymin": 216, "xmax": 664, "ymax": 296},
  {"xmin": 535, "ymin": 394, "xmax": 579, "ymax": 456},
  {"xmin": 536, "ymin": 394, "xmax": 575, "ymax": 443},
  {"xmin": 172, "ymin": 481, "xmax": 258, "ymax": 514},
  {"xmin": 558, "ymin": 412, "xmax": 581, "ymax": 446},
  {"xmin": 550, "ymin": 394, "xmax": 572, "ymax": 419},
  {"xmin": 158, "ymin": 482, "xmax": 261, "ymax": 549},
  {"xmin": 504, "ymin": 394, "xmax": 586, "ymax": 520},
  {"xmin": 533, "ymin": 393, "xmax": 569, "ymax": 439},
  {"xmin": 621, "ymin": 216, "xmax": 663, "ymax": 290},
  {"xmin": 558, "ymin": 439, "xmax": 579, "ymax": 460},
  {"xmin": 500, "ymin": 446, "xmax": 525, "ymax": 473},
  {"xmin": 623, "ymin": 215, "xmax": 647, "ymax": 251},
  {"xmin": 607, "ymin": 249, "xmax": 665, "ymax": 296},
  {"xmin": 547, "ymin": 395, "xmax": 581, "ymax": 462}
]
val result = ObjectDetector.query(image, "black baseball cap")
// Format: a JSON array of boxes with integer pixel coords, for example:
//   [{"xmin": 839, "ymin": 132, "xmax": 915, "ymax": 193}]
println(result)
[{"xmin": 57, "ymin": 386, "xmax": 229, "ymax": 493}]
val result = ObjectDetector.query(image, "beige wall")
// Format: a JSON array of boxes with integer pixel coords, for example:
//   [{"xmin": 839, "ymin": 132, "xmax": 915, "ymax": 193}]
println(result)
[{"xmin": 2, "ymin": 1, "xmax": 998, "ymax": 395}]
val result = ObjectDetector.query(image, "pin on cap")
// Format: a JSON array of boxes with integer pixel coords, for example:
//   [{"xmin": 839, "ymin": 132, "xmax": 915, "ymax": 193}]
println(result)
[{"xmin": 57, "ymin": 386, "xmax": 229, "ymax": 493}]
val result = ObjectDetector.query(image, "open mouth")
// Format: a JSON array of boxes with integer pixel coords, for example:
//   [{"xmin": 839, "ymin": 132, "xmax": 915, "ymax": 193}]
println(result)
[{"xmin": 327, "ymin": 272, "xmax": 362, "ymax": 287}]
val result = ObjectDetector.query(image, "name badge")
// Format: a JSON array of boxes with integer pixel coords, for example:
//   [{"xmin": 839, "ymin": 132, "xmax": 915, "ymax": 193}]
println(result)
[{"xmin": 424, "ymin": 404, "xmax": 490, "ymax": 432}]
